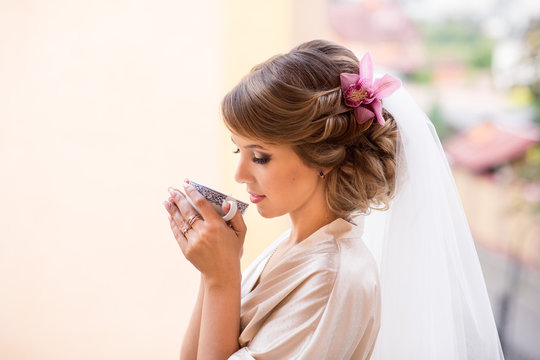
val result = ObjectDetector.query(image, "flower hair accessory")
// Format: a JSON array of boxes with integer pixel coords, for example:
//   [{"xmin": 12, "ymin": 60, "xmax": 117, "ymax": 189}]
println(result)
[{"xmin": 340, "ymin": 53, "xmax": 402, "ymax": 126}]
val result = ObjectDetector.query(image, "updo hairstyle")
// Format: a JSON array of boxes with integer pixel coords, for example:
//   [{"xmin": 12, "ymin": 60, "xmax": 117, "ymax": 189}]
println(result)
[{"xmin": 221, "ymin": 39, "xmax": 399, "ymax": 220}]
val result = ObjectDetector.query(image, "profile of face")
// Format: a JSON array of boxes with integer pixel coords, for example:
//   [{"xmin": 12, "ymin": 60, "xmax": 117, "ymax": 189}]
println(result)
[{"xmin": 231, "ymin": 133, "xmax": 324, "ymax": 219}]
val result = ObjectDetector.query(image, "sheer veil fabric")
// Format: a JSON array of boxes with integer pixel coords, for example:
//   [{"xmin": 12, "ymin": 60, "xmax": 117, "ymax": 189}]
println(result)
[{"xmin": 359, "ymin": 87, "xmax": 505, "ymax": 359}]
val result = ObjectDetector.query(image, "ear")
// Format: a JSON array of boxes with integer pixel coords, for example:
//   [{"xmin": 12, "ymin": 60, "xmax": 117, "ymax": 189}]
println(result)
[
  {"xmin": 324, "ymin": 166, "xmax": 334, "ymax": 174},
  {"xmin": 319, "ymin": 166, "xmax": 334, "ymax": 178}
]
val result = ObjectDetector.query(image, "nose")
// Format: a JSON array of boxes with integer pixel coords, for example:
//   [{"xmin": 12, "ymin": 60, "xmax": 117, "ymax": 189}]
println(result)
[{"xmin": 234, "ymin": 156, "xmax": 254, "ymax": 184}]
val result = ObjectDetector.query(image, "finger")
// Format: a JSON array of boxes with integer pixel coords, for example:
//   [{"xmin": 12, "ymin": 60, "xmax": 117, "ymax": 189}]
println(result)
[
  {"xmin": 167, "ymin": 212, "xmax": 188, "ymax": 253},
  {"xmin": 221, "ymin": 199, "xmax": 230, "ymax": 215},
  {"xmin": 163, "ymin": 197, "xmax": 192, "ymax": 235},
  {"xmin": 225, "ymin": 201, "xmax": 247, "ymax": 235},
  {"xmin": 167, "ymin": 187, "xmax": 193, "ymax": 218},
  {"xmin": 182, "ymin": 181, "xmax": 221, "ymax": 222},
  {"xmin": 168, "ymin": 187, "xmax": 204, "ymax": 230},
  {"xmin": 164, "ymin": 197, "xmax": 182, "ymax": 225}
]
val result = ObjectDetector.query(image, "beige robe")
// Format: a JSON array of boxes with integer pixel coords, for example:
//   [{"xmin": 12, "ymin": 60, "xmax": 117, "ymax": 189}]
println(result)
[{"xmin": 229, "ymin": 217, "xmax": 381, "ymax": 360}]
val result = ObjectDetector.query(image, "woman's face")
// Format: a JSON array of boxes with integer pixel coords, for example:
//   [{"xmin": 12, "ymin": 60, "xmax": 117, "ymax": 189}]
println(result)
[{"xmin": 231, "ymin": 133, "xmax": 323, "ymax": 219}]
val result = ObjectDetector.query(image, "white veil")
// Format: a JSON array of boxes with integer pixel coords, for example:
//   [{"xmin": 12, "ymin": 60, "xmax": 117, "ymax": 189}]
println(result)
[{"xmin": 359, "ymin": 87, "xmax": 505, "ymax": 359}]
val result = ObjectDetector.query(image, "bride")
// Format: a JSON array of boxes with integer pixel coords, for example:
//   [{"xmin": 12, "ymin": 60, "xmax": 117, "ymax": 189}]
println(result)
[{"xmin": 163, "ymin": 39, "xmax": 505, "ymax": 359}]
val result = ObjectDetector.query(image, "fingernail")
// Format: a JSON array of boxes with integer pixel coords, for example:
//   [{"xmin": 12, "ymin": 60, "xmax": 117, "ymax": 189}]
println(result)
[
  {"xmin": 162, "ymin": 200, "xmax": 170, "ymax": 209},
  {"xmin": 222, "ymin": 199, "xmax": 230, "ymax": 210}
]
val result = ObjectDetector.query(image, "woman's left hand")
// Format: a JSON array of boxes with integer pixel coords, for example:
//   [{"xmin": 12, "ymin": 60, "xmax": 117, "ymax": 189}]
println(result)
[{"xmin": 163, "ymin": 182, "xmax": 247, "ymax": 286}]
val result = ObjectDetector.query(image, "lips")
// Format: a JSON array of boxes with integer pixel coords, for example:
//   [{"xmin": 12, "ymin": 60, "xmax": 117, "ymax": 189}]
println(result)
[{"xmin": 248, "ymin": 191, "xmax": 266, "ymax": 204}]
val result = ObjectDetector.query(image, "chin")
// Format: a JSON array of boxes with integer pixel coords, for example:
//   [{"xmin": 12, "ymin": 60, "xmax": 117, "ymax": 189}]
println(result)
[{"xmin": 255, "ymin": 204, "xmax": 287, "ymax": 219}]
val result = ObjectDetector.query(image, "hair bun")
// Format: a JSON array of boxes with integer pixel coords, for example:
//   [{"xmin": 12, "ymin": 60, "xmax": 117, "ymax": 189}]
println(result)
[{"xmin": 222, "ymin": 39, "xmax": 399, "ymax": 219}]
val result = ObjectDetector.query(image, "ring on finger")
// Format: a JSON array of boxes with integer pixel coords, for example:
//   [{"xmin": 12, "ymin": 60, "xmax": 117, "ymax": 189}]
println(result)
[
  {"xmin": 181, "ymin": 225, "xmax": 192, "ymax": 235},
  {"xmin": 187, "ymin": 214, "xmax": 202, "ymax": 227}
]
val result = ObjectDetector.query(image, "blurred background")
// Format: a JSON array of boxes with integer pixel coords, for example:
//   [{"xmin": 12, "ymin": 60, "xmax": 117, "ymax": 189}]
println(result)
[{"xmin": 0, "ymin": 0, "xmax": 539, "ymax": 359}]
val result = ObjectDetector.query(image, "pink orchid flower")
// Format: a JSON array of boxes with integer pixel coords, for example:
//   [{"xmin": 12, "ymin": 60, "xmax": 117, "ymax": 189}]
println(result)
[{"xmin": 340, "ymin": 53, "xmax": 402, "ymax": 126}]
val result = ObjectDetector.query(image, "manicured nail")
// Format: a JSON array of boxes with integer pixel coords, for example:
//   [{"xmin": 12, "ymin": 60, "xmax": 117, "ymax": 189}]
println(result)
[{"xmin": 223, "ymin": 199, "xmax": 232, "ymax": 210}]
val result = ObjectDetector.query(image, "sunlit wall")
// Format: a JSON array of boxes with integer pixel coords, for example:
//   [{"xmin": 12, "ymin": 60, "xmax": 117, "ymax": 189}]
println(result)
[{"xmin": 0, "ymin": 1, "xmax": 298, "ymax": 358}]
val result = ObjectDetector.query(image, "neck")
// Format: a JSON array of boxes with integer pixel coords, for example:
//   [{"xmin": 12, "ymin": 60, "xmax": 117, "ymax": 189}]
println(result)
[{"xmin": 287, "ymin": 186, "xmax": 338, "ymax": 245}]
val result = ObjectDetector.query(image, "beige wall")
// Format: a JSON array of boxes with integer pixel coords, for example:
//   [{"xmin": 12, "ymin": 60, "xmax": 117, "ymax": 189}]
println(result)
[
  {"xmin": 0, "ymin": 1, "xmax": 225, "ymax": 358},
  {"xmin": 220, "ymin": 0, "xmax": 293, "ymax": 270},
  {"xmin": 0, "ymin": 0, "xmax": 325, "ymax": 358}
]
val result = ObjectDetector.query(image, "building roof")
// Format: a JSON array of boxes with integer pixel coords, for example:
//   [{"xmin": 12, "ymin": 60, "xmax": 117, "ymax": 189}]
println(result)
[{"xmin": 443, "ymin": 122, "xmax": 540, "ymax": 173}]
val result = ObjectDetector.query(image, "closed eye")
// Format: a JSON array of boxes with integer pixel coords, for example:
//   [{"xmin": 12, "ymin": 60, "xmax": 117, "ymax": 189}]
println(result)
[
  {"xmin": 232, "ymin": 147, "xmax": 271, "ymax": 165},
  {"xmin": 252, "ymin": 155, "xmax": 270, "ymax": 164}
]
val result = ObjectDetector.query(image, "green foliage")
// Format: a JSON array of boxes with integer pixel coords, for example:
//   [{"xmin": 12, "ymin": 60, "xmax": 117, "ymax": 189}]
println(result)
[
  {"xmin": 419, "ymin": 19, "xmax": 493, "ymax": 69},
  {"xmin": 533, "ymin": 101, "xmax": 540, "ymax": 126},
  {"xmin": 428, "ymin": 102, "xmax": 454, "ymax": 141},
  {"xmin": 407, "ymin": 70, "xmax": 432, "ymax": 84},
  {"xmin": 513, "ymin": 145, "xmax": 540, "ymax": 184},
  {"xmin": 523, "ymin": 19, "xmax": 540, "ymax": 125}
]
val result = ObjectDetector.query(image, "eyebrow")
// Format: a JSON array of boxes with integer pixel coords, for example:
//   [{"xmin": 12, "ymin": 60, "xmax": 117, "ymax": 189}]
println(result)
[{"xmin": 230, "ymin": 137, "xmax": 267, "ymax": 150}]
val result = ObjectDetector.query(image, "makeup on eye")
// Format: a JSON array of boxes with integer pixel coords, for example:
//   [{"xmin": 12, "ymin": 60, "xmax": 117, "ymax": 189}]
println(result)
[{"xmin": 232, "ymin": 147, "xmax": 271, "ymax": 164}]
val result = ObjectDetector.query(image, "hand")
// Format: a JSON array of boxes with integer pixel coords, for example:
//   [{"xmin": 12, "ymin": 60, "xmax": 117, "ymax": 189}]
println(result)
[{"xmin": 162, "ymin": 181, "xmax": 247, "ymax": 286}]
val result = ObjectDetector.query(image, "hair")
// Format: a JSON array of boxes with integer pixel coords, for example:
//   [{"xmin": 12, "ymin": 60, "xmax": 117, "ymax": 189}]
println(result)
[{"xmin": 221, "ymin": 39, "xmax": 399, "ymax": 220}]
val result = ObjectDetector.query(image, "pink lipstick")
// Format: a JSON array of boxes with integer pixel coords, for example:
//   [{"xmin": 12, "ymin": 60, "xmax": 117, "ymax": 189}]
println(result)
[{"xmin": 248, "ymin": 192, "xmax": 266, "ymax": 204}]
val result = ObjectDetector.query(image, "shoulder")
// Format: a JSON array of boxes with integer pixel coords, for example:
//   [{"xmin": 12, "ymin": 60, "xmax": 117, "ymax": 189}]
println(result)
[
  {"xmin": 334, "ymin": 235, "xmax": 380, "ymax": 295},
  {"xmin": 299, "ymin": 219, "xmax": 379, "ymax": 293},
  {"xmin": 324, "ymin": 219, "xmax": 380, "ymax": 298},
  {"xmin": 317, "ymin": 218, "xmax": 378, "ymax": 270}
]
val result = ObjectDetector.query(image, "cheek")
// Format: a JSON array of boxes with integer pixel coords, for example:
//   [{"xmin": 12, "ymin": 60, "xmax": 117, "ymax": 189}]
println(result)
[{"xmin": 266, "ymin": 165, "xmax": 315, "ymax": 204}]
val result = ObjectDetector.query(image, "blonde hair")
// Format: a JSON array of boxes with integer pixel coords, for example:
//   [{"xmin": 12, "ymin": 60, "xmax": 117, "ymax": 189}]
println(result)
[{"xmin": 221, "ymin": 40, "xmax": 398, "ymax": 220}]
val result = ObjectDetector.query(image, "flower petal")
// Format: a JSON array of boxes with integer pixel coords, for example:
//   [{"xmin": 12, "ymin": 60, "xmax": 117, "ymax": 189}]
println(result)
[
  {"xmin": 358, "ymin": 53, "xmax": 374, "ymax": 84},
  {"xmin": 371, "ymin": 99, "xmax": 385, "ymax": 126},
  {"xmin": 340, "ymin": 73, "xmax": 359, "ymax": 93},
  {"xmin": 372, "ymin": 74, "xmax": 402, "ymax": 99},
  {"xmin": 354, "ymin": 105, "xmax": 375, "ymax": 124}
]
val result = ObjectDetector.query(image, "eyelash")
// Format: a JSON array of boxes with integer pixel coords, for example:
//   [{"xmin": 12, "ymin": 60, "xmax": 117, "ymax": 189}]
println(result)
[{"xmin": 233, "ymin": 147, "xmax": 271, "ymax": 164}]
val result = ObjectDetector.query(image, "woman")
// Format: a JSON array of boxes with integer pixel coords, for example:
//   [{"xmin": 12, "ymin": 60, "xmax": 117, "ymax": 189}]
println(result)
[{"xmin": 163, "ymin": 40, "xmax": 505, "ymax": 359}]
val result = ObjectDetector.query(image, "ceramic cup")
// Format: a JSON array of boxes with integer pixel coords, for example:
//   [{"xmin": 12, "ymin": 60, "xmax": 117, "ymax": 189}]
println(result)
[{"xmin": 185, "ymin": 180, "xmax": 249, "ymax": 222}]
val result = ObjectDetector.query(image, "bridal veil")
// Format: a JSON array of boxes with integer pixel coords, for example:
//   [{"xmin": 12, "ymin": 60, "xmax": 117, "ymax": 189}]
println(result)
[{"xmin": 360, "ymin": 86, "xmax": 505, "ymax": 359}]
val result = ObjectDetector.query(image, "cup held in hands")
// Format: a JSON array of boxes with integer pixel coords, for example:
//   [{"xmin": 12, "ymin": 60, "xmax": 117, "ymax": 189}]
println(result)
[{"xmin": 184, "ymin": 180, "xmax": 248, "ymax": 221}]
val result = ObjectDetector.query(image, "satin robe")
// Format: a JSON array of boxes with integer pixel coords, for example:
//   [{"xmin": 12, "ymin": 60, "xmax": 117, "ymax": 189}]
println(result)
[{"xmin": 229, "ymin": 217, "xmax": 381, "ymax": 360}]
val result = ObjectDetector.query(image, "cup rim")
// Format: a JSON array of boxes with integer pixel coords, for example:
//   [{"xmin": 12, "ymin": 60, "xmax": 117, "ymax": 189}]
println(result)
[{"xmin": 190, "ymin": 180, "xmax": 248, "ymax": 207}]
